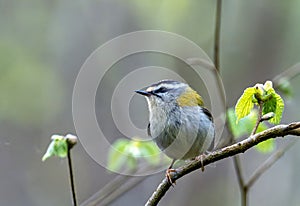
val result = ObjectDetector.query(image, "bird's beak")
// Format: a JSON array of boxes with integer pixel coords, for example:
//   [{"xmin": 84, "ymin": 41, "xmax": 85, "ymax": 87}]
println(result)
[{"xmin": 135, "ymin": 89, "xmax": 151, "ymax": 96}]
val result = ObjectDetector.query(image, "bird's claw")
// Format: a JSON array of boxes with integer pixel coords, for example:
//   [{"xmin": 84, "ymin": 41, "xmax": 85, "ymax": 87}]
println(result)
[
  {"xmin": 166, "ymin": 168, "xmax": 176, "ymax": 186},
  {"xmin": 195, "ymin": 154, "xmax": 206, "ymax": 172}
]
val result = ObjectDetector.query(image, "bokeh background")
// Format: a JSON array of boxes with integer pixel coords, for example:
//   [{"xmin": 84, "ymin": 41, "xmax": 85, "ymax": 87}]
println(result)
[{"xmin": 1, "ymin": 0, "xmax": 300, "ymax": 205}]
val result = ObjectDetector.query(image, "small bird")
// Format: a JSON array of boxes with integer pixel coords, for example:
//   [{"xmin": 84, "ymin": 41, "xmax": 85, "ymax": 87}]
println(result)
[{"xmin": 135, "ymin": 80, "xmax": 215, "ymax": 184}]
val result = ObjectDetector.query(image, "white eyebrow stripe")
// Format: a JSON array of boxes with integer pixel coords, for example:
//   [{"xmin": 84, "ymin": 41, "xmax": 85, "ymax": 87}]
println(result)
[
  {"xmin": 146, "ymin": 82, "xmax": 187, "ymax": 92},
  {"xmin": 146, "ymin": 86, "xmax": 155, "ymax": 92}
]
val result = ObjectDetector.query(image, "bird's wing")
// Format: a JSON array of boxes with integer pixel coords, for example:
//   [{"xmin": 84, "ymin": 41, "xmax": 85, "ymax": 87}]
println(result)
[
  {"xmin": 201, "ymin": 107, "xmax": 213, "ymax": 122},
  {"xmin": 147, "ymin": 123, "xmax": 151, "ymax": 137}
]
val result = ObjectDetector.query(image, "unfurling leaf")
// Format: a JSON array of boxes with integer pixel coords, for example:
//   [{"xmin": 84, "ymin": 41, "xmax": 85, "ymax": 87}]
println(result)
[
  {"xmin": 269, "ymin": 93, "xmax": 284, "ymax": 124},
  {"xmin": 42, "ymin": 140, "xmax": 56, "ymax": 161},
  {"xmin": 235, "ymin": 87, "xmax": 255, "ymax": 123},
  {"xmin": 263, "ymin": 80, "xmax": 273, "ymax": 92},
  {"xmin": 107, "ymin": 139, "xmax": 130, "ymax": 171},
  {"xmin": 235, "ymin": 81, "xmax": 284, "ymax": 125},
  {"xmin": 42, "ymin": 135, "xmax": 68, "ymax": 161},
  {"xmin": 261, "ymin": 91, "xmax": 284, "ymax": 124},
  {"xmin": 107, "ymin": 138, "xmax": 161, "ymax": 172},
  {"xmin": 42, "ymin": 134, "xmax": 77, "ymax": 161}
]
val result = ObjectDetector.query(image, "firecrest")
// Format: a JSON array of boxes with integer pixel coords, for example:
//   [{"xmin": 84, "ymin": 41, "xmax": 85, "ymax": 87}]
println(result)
[{"xmin": 135, "ymin": 80, "xmax": 215, "ymax": 182}]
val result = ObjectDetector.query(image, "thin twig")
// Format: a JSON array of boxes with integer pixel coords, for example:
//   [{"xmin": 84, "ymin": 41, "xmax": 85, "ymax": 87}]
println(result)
[
  {"xmin": 251, "ymin": 101, "xmax": 263, "ymax": 136},
  {"xmin": 145, "ymin": 122, "xmax": 300, "ymax": 206},
  {"xmin": 81, "ymin": 164, "xmax": 164, "ymax": 206},
  {"xmin": 228, "ymin": 131, "xmax": 247, "ymax": 206},
  {"xmin": 227, "ymin": 110, "xmax": 247, "ymax": 206},
  {"xmin": 213, "ymin": 2, "xmax": 248, "ymax": 204},
  {"xmin": 81, "ymin": 174, "xmax": 145, "ymax": 206},
  {"xmin": 100, "ymin": 177, "xmax": 146, "ymax": 206},
  {"xmin": 246, "ymin": 140, "xmax": 297, "ymax": 188},
  {"xmin": 232, "ymin": 155, "xmax": 247, "ymax": 206},
  {"xmin": 80, "ymin": 173, "xmax": 133, "ymax": 206},
  {"xmin": 67, "ymin": 148, "xmax": 77, "ymax": 206},
  {"xmin": 214, "ymin": 0, "xmax": 222, "ymax": 72}
]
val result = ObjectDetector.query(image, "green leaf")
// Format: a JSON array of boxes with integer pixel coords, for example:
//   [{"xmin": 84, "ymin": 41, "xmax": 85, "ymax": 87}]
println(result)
[
  {"xmin": 262, "ymin": 94, "xmax": 277, "ymax": 115},
  {"xmin": 107, "ymin": 138, "xmax": 162, "ymax": 172},
  {"xmin": 107, "ymin": 149, "xmax": 128, "ymax": 172},
  {"xmin": 141, "ymin": 142, "xmax": 159, "ymax": 156},
  {"xmin": 269, "ymin": 93, "xmax": 284, "ymax": 124},
  {"xmin": 42, "ymin": 140, "xmax": 56, "ymax": 161},
  {"xmin": 255, "ymin": 139, "xmax": 276, "ymax": 153},
  {"xmin": 227, "ymin": 108, "xmax": 268, "ymax": 138},
  {"xmin": 228, "ymin": 108, "xmax": 248, "ymax": 137},
  {"xmin": 140, "ymin": 142, "xmax": 161, "ymax": 165},
  {"xmin": 126, "ymin": 140, "xmax": 142, "ymax": 157},
  {"xmin": 228, "ymin": 107, "xmax": 274, "ymax": 153},
  {"xmin": 228, "ymin": 108, "xmax": 268, "ymax": 138},
  {"xmin": 53, "ymin": 138, "xmax": 68, "ymax": 158},
  {"xmin": 42, "ymin": 136, "xmax": 68, "ymax": 161},
  {"xmin": 260, "ymin": 81, "xmax": 284, "ymax": 124},
  {"xmin": 235, "ymin": 87, "xmax": 255, "ymax": 123},
  {"xmin": 112, "ymin": 139, "xmax": 130, "ymax": 153},
  {"xmin": 127, "ymin": 155, "xmax": 137, "ymax": 170},
  {"xmin": 262, "ymin": 91, "xmax": 284, "ymax": 124},
  {"xmin": 107, "ymin": 139, "xmax": 130, "ymax": 171}
]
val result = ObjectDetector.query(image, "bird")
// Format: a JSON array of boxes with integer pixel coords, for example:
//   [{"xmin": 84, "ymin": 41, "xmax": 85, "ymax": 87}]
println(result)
[{"xmin": 135, "ymin": 80, "xmax": 215, "ymax": 184}]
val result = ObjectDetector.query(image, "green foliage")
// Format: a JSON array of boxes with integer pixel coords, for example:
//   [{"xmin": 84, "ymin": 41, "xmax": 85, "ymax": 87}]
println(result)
[
  {"xmin": 271, "ymin": 93, "xmax": 284, "ymax": 124},
  {"xmin": 255, "ymin": 139, "xmax": 276, "ymax": 154},
  {"xmin": 107, "ymin": 138, "xmax": 161, "ymax": 172},
  {"xmin": 232, "ymin": 80, "xmax": 286, "ymax": 154},
  {"xmin": 42, "ymin": 135, "xmax": 68, "ymax": 161},
  {"xmin": 235, "ymin": 87, "xmax": 255, "ymax": 123},
  {"xmin": 228, "ymin": 108, "xmax": 268, "ymax": 138},
  {"xmin": 261, "ymin": 82, "xmax": 284, "ymax": 124},
  {"xmin": 235, "ymin": 81, "xmax": 284, "ymax": 125},
  {"xmin": 228, "ymin": 108, "xmax": 275, "ymax": 153}
]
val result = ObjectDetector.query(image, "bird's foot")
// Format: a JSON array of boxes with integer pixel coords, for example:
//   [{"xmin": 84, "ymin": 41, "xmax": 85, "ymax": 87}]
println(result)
[
  {"xmin": 166, "ymin": 168, "xmax": 176, "ymax": 186},
  {"xmin": 195, "ymin": 154, "xmax": 206, "ymax": 172}
]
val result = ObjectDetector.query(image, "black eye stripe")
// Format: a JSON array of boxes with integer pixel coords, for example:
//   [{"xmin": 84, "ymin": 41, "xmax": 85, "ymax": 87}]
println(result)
[
  {"xmin": 151, "ymin": 92, "xmax": 162, "ymax": 98},
  {"xmin": 154, "ymin": 87, "xmax": 169, "ymax": 93}
]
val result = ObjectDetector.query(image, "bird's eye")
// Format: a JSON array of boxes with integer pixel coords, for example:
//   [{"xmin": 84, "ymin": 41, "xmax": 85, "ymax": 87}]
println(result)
[{"xmin": 155, "ymin": 87, "xmax": 168, "ymax": 93}]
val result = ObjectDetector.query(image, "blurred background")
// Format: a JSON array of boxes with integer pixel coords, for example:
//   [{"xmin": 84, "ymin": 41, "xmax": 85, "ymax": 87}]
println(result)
[{"xmin": 1, "ymin": 0, "xmax": 300, "ymax": 205}]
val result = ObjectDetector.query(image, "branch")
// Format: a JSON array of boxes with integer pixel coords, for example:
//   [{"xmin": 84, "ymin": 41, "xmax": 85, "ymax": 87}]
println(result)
[
  {"xmin": 251, "ymin": 101, "xmax": 263, "ymax": 135},
  {"xmin": 232, "ymin": 155, "xmax": 247, "ymax": 206},
  {"xmin": 145, "ymin": 122, "xmax": 300, "ymax": 206},
  {"xmin": 213, "ymin": 0, "xmax": 222, "ymax": 72}
]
